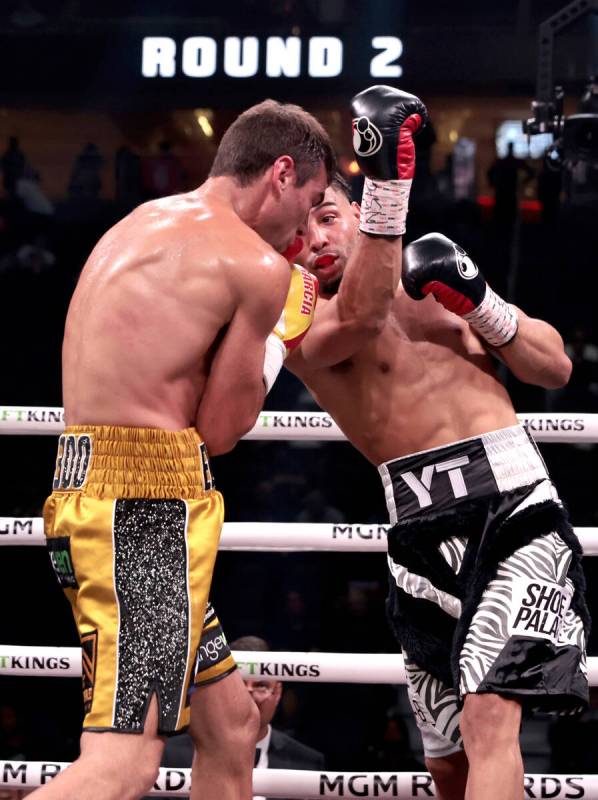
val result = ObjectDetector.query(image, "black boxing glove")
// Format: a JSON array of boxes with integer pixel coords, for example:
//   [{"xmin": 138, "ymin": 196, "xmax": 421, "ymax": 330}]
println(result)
[
  {"xmin": 351, "ymin": 85, "xmax": 427, "ymax": 236},
  {"xmin": 402, "ymin": 233, "xmax": 518, "ymax": 347}
]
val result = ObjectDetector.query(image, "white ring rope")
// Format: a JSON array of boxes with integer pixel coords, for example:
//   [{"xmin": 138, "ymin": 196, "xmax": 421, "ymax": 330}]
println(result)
[
  {"xmin": 0, "ymin": 762, "xmax": 595, "ymax": 798},
  {"xmin": 0, "ymin": 407, "xmax": 597, "ymax": 442},
  {"xmin": 3, "ymin": 518, "xmax": 598, "ymax": 555},
  {"xmin": 2, "ymin": 646, "xmax": 597, "ymax": 686},
  {"xmin": 0, "ymin": 647, "xmax": 407, "ymax": 683},
  {"xmin": 2, "ymin": 409, "xmax": 595, "ymax": 795}
]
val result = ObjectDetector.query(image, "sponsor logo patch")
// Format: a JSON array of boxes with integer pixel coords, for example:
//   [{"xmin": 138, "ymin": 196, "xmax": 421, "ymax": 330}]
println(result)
[
  {"xmin": 509, "ymin": 578, "xmax": 572, "ymax": 644},
  {"xmin": 199, "ymin": 441, "xmax": 215, "ymax": 491},
  {"xmin": 298, "ymin": 267, "xmax": 317, "ymax": 316},
  {"xmin": 0, "ymin": 655, "xmax": 71, "ymax": 672},
  {"xmin": 258, "ymin": 413, "xmax": 333, "ymax": 428},
  {"xmin": 237, "ymin": 660, "xmax": 321, "ymax": 679},
  {"xmin": 194, "ymin": 620, "xmax": 231, "ymax": 678},
  {"xmin": 522, "ymin": 417, "xmax": 585, "ymax": 433},
  {"xmin": 47, "ymin": 536, "xmax": 78, "ymax": 589},
  {"xmin": 352, "ymin": 116, "xmax": 383, "ymax": 156},
  {"xmin": 52, "ymin": 433, "xmax": 92, "ymax": 490},
  {"xmin": 400, "ymin": 455, "xmax": 471, "ymax": 509},
  {"xmin": 452, "ymin": 242, "xmax": 479, "ymax": 280},
  {"xmin": 332, "ymin": 524, "xmax": 389, "ymax": 540},
  {"xmin": 81, "ymin": 630, "xmax": 98, "ymax": 714}
]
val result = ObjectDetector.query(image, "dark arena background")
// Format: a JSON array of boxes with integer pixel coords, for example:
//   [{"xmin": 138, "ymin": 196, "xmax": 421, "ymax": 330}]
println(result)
[{"xmin": 1, "ymin": 1, "xmax": 598, "ymax": 798}]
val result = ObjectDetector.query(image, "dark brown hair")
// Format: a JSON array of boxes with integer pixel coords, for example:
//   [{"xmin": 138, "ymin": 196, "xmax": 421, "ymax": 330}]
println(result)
[
  {"xmin": 210, "ymin": 99, "xmax": 335, "ymax": 186},
  {"xmin": 330, "ymin": 171, "xmax": 353, "ymax": 203}
]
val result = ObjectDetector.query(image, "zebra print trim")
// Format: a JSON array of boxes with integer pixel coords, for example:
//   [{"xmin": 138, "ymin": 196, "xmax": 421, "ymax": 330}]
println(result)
[
  {"xmin": 387, "ymin": 553, "xmax": 462, "ymax": 619},
  {"xmin": 404, "ymin": 655, "xmax": 463, "ymax": 757},
  {"xmin": 387, "ymin": 534, "xmax": 467, "ymax": 620},
  {"xmin": 439, "ymin": 535, "xmax": 467, "ymax": 573},
  {"xmin": 459, "ymin": 531, "xmax": 585, "ymax": 695},
  {"xmin": 451, "ymin": 497, "xmax": 590, "ymax": 711}
]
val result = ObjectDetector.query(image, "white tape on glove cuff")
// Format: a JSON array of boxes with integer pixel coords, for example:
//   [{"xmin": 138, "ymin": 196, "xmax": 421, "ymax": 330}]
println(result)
[
  {"xmin": 359, "ymin": 178, "xmax": 412, "ymax": 236},
  {"xmin": 263, "ymin": 333, "xmax": 286, "ymax": 394},
  {"xmin": 463, "ymin": 285, "xmax": 519, "ymax": 347}
]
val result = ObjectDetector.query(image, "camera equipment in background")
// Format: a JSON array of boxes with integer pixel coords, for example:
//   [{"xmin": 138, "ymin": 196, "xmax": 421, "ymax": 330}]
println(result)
[{"xmin": 523, "ymin": 0, "xmax": 598, "ymax": 205}]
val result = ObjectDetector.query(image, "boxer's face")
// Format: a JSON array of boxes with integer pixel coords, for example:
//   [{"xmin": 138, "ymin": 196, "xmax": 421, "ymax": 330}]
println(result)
[
  {"xmin": 245, "ymin": 678, "xmax": 282, "ymax": 728},
  {"xmin": 259, "ymin": 160, "xmax": 328, "ymax": 253},
  {"xmin": 300, "ymin": 185, "xmax": 360, "ymax": 297}
]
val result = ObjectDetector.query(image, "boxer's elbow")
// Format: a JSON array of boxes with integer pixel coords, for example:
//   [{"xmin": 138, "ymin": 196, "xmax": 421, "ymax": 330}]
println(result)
[
  {"xmin": 198, "ymin": 398, "xmax": 261, "ymax": 456},
  {"xmin": 520, "ymin": 352, "xmax": 572, "ymax": 390},
  {"xmin": 201, "ymin": 426, "xmax": 230, "ymax": 455},
  {"xmin": 204, "ymin": 433, "xmax": 236, "ymax": 456},
  {"xmin": 202, "ymin": 417, "xmax": 252, "ymax": 456},
  {"xmin": 543, "ymin": 353, "xmax": 573, "ymax": 389}
]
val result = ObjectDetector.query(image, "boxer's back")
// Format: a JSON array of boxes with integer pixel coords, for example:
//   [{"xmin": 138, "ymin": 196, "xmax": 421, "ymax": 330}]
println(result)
[{"xmin": 63, "ymin": 190, "xmax": 273, "ymax": 429}]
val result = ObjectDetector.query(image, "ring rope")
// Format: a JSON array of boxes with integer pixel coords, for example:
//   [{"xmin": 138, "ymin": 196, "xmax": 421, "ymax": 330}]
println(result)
[
  {"xmin": 0, "ymin": 762, "xmax": 595, "ymax": 798},
  {"xmin": 0, "ymin": 407, "xmax": 597, "ymax": 443},
  {"xmin": 3, "ymin": 518, "xmax": 598, "ymax": 555},
  {"xmin": 2, "ymin": 646, "xmax": 597, "ymax": 686},
  {"xmin": 2, "ymin": 406, "xmax": 595, "ymax": 794},
  {"xmin": 0, "ymin": 647, "xmax": 407, "ymax": 683}
]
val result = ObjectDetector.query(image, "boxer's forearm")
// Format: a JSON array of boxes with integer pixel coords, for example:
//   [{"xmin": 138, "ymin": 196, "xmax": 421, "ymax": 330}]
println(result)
[
  {"xmin": 494, "ymin": 308, "xmax": 572, "ymax": 389},
  {"xmin": 197, "ymin": 371, "xmax": 264, "ymax": 455},
  {"xmin": 336, "ymin": 233, "xmax": 400, "ymax": 332}
]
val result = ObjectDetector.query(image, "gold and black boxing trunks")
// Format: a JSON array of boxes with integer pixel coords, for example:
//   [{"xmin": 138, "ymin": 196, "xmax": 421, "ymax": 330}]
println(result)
[{"xmin": 43, "ymin": 425, "xmax": 236, "ymax": 736}]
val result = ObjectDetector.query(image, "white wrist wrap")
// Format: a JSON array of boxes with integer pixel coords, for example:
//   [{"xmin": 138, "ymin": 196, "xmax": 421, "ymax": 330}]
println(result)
[
  {"xmin": 360, "ymin": 178, "xmax": 412, "ymax": 236},
  {"xmin": 263, "ymin": 333, "xmax": 286, "ymax": 394},
  {"xmin": 463, "ymin": 284, "xmax": 519, "ymax": 348}
]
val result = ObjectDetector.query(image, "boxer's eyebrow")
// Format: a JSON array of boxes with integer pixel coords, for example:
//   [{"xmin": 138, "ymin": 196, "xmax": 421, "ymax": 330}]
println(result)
[{"xmin": 314, "ymin": 200, "xmax": 336, "ymax": 211}]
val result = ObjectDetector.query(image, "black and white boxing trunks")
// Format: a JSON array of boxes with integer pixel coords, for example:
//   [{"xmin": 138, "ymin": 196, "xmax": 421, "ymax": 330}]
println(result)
[{"xmin": 379, "ymin": 424, "xmax": 589, "ymax": 758}]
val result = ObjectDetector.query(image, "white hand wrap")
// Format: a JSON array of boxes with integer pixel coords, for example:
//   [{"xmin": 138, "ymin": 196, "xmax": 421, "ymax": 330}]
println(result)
[
  {"xmin": 463, "ymin": 284, "xmax": 519, "ymax": 347},
  {"xmin": 360, "ymin": 178, "xmax": 412, "ymax": 236},
  {"xmin": 263, "ymin": 332, "xmax": 286, "ymax": 394}
]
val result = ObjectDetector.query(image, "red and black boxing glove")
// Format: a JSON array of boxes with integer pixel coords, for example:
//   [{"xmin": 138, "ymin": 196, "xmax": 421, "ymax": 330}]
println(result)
[
  {"xmin": 351, "ymin": 85, "xmax": 427, "ymax": 236},
  {"xmin": 402, "ymin": 233, "xmax": 518, "ymax": 347}
]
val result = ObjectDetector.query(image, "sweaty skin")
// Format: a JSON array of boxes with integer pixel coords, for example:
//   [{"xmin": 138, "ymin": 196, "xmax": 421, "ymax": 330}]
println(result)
[
  {"xmin": 62, "ymin": 166, "xmax": 327, "ymax": 454},
  {"xmin": 288, "ymin": 187, "xmax": 571, "ymax": 465}
]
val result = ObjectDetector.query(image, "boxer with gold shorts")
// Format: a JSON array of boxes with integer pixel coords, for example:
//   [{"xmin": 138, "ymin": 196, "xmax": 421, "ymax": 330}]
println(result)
[{"xmin": 30, "ymin": 96, "xmax": 335, "ymax": 800}]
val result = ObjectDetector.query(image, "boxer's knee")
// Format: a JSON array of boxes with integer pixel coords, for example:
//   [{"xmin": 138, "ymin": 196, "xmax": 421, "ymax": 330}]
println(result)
[
  {"xmin": 460, "ymin": 693, "xmax": 521, "ymax": 758},
  {"xmin": 190, "ymin": 671, "xmax": 259, "ymax": 765}
]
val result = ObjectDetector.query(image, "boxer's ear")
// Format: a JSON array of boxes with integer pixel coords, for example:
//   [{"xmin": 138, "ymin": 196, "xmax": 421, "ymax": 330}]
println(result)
[{"xmin": 272, "ymin": 155, "xmax": 296, "ymax": 195}]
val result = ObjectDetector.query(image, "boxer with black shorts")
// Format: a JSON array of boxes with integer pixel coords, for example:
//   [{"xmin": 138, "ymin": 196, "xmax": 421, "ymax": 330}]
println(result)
[
  {"xmin": 287, "ymin": 85, "xmax": 588, "ymax": 800},
  {"xmin": 35, "ymin": 100, "xmax": 334, "ymax": 800}
]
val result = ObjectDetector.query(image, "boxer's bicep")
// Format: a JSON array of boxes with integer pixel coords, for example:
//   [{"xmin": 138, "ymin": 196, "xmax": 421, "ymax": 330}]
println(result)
[{"xmin": 291, "ymin": 295, "xmax": 377, "ymax": 369}]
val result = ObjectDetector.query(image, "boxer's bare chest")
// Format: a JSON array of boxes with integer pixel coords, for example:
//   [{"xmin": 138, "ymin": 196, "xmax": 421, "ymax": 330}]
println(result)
[{"xmin": 298, "ymin": 292, "xmax": 510, "ymax": 463}]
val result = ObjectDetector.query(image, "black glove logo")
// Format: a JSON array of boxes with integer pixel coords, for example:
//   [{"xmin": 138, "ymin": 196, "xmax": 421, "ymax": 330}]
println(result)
[
  {"xmin": 352, "ymin": 116, "xmax": 383, "ymax": 157},
  {"xmin": 453, "ymin": 243, "xmax": 478, "ymax": 280}
]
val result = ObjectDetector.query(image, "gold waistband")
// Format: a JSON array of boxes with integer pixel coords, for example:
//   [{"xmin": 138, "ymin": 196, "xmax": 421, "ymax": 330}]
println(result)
[{"xmin": 51, "ymin": 425, "xmax": 213, "ymax": 499}]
